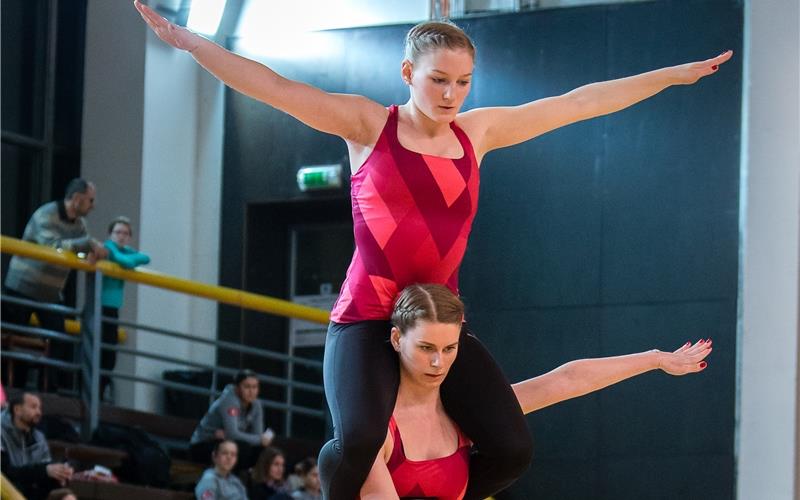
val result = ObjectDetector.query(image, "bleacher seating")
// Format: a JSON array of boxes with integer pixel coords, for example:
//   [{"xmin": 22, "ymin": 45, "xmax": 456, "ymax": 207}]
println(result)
[{"xmin": 3, "ymin": 390, "xmax": 323, "ymax": 494}]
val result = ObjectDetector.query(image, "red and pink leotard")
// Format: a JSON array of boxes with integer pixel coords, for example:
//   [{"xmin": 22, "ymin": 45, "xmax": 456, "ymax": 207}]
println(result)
[
  {"xmin": 386, "ymin": 415, "xmax": 471, "ymax": 500},
  {"xmin": 330, "ymin": 105, "xmax": 480, "ymax": 323}
]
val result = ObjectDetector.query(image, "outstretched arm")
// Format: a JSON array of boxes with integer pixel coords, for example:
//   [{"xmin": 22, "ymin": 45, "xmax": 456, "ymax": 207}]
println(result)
[
  {"xmin": 512, "ymin": 339, "xmax": 712, "ymax": 414},
  {"xmin": 462, "ymin": 51, "xmax": 733, "ymax": 156},
  {"xmin": 133, "ymin": 1, "xmax": 385, "ymax": 144}
]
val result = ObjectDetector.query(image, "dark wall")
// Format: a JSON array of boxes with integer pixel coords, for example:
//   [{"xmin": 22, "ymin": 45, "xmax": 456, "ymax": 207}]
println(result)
[{"xmin": 221, "ymin": 0, "xmax": 742, "ymax": 497}]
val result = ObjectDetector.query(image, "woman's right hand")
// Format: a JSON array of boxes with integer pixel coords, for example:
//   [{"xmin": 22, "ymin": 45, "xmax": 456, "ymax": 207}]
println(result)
[{"xmin": 134, "ymin": 0, "xmax": 202, "ymax": 52}]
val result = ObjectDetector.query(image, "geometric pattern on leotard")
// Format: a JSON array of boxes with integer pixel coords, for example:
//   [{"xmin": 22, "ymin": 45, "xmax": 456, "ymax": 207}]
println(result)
[
  {"xmin": 330, "ymin": 105, "xmax": 480, "ymax": 322},
  {"xmin": 386, "ymin": 415, "xmax": 471, "ymax": 500}
]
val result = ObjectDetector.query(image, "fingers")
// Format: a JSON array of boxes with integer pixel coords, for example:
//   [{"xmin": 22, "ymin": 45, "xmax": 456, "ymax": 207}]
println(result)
[
  {"xmin": 712, "ymin": 50, "xmax": 734, "ymax": 65},
  {"xmin": 135, "ymin": 1, "xmax": 168, "ymax": 31}
]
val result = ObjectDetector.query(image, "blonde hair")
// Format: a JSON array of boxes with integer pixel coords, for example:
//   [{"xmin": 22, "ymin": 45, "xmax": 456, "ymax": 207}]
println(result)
[
  {"xmin": 391, "ymin": 284, "xmax": 464, "ymax": 332},
  {"xmin": 404, "ymin": 21, "xmax": 476, "ymax": 62}
]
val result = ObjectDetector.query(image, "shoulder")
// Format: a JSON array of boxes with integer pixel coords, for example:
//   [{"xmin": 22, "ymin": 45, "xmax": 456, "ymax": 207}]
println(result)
[
  {"xmin": 196, "ymin": 468, "xmax": 218, "ymax": 486},
  {"xmin": 32, "ymin": 428, "xmax": 48, "ymax": 443},
  {"xmin": 348, "ymin": 101, "xmax": 391, "ymax": 148},
  {"xmin": 32, "ymin": 201, "xmax": 58, "ymax": 220}
]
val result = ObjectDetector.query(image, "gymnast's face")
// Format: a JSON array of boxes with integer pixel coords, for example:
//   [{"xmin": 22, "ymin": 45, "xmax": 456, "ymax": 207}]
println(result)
[
  {"xmin": 402, "ymin": 48, "xmax": 473, "ymax": 123},
  {"xmin": 392, "ymin": 320, "xmax": 461, "ymax": 388}
]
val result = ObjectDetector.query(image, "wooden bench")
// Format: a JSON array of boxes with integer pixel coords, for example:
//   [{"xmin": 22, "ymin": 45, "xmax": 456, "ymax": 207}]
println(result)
[
  {"xmin": 48, "ymin": 439, "xmax": 129, "ymax": 470},
  {"xmin": 69, "ymin": 479, "xmax": 194, "ymax": 500}
]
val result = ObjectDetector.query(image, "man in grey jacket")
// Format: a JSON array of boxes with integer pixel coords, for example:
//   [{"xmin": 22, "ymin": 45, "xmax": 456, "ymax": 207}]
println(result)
[
  {"xmin": 2, "ymin": 178, "xmax": 107, "ymax": 389},
  {"xmin": 0, "ymin": 392, "xmax": 73, "ymax": 500},
  {"xmin": 190, "ymin": 369, "xmax": 274, "ymax": 470}
]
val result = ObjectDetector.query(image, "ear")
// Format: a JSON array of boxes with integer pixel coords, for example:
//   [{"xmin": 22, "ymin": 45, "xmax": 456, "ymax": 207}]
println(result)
[
  {"xmin": 390, "ymin": 327, "xmax": 401, "ymax": 351},
  {"xmin": 401, "ymin": 59, "xmax": 413, "ymax": 85}
]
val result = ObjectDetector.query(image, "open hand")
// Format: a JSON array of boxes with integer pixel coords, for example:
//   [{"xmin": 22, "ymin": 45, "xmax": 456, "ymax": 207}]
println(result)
[
  {"xmin": 657, "ymin": 339, "xmax": 712, "ymax": 375},
  {"xmin": 134, "ymin": 0, "xmax": 201, "ymax": 52},
  {"xmin": 673, "ymin": 50, "xmax": 733, "ymax": 85}
]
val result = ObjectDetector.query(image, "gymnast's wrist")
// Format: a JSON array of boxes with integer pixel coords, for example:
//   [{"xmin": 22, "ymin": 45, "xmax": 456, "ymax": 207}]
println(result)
[{"xmin": 650, "ymin": 349, "xmax": 664, "ymax": 371}]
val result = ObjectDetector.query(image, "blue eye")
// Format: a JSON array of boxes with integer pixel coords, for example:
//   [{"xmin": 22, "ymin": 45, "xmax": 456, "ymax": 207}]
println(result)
[{"xmin": 432, "ymin": 78, "xmax": 446, "ymax": 84}]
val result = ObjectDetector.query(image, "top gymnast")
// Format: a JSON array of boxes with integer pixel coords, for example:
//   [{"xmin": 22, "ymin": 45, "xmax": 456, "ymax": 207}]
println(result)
[{"xmin": 133, "ymin": 2, "xmax": 732, "ymax": 498}]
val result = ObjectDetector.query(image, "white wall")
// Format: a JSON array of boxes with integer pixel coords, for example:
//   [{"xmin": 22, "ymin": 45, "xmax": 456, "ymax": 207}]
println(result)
[
  {"xmin": 737, "ymin": 0, "xmax": 800, "ymax": 498},
  {"xmin": 82, "ymin": 0, "xmax": 222, "ymax": 412},
  {"xmin": 81, "ymin": 0, "xmax": 147, "ymax": 408}
]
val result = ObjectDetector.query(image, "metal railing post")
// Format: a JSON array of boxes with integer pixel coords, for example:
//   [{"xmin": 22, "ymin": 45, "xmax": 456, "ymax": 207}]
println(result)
[{"xmin": 80, "ymin": 270, "xmax": 102, "ymax": 439}]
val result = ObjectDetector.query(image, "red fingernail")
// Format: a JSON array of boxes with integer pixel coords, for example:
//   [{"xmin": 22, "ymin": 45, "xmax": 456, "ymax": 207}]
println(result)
[
  {"xmin": 699, "ymin": 361, "xmax": 707, "ymax": 369},
  {"xmin": 699, "ymin": 339, "xmax": 705, "ymax": 344},
  {"xmin": 712, "ymin": 65, "xmax": 718, "ymax": 70},
  {"xmin": 706, "ymin": 338, "xmax": 712, "ymax": 343}
]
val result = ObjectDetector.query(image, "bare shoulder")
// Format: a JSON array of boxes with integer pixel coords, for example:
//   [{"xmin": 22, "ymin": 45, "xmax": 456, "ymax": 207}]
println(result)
[
  {"xmin": 348, "ymin": 96, "xmax": 390, "ymax": 146},
  {"xmin": 455, "ymin": 107, "xmax": 495, "ymax": 162}
]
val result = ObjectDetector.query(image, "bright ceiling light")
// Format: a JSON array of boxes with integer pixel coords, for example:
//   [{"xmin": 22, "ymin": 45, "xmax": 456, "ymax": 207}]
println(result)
[{"xmin": 187, "ymin": 0, "xmax": 227, "ymax": 35}]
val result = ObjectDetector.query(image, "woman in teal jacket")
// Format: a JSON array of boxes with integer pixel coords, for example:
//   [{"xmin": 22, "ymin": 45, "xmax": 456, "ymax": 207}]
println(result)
[{"xmin": 101, "ymin": 216, "xmax": 150, "ymax": 400}]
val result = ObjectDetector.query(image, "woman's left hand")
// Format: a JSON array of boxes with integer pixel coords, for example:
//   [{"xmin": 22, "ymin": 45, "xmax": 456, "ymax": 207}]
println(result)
[
  {"xmin": 657, "ymin": 339, "xmax": 713, "ymax": 375},
  {"xmin": 673, "ymin": 50, "xmax": 733, "ymax": 85}
]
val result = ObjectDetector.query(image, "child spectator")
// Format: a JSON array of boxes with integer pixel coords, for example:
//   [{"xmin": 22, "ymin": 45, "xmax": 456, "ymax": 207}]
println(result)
[
  {"xmin": 195, "ymin": 439, "xmax": 248, "ymax": 500},
  {"xmin": 290, "ymin": 457, "xmax": 320, "ymax": 500}
]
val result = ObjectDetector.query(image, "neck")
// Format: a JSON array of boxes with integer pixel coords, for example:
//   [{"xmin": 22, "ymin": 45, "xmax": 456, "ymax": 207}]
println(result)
[
  {"xmin": 13, "ymin": 416, "xmax": 30, "ymax": 433},
  {"xmin": 402, "ymin": 99, "xmax": 451, "ymax": 137},
  {"xmin": 63, "ymin": 199, "xmax": 78, "ymax": 220},
  {"xmin": 214, "ymin": 466, "xmax": 229, "ymax": 477},
  {"xmin": 395, "ymin": 372, "xmax": 443, "ymax": 410}
]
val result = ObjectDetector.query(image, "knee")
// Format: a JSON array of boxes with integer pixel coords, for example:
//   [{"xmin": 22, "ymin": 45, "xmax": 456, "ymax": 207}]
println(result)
[
  {"xmin": 503, "ymin": 431, "xmax": 534, "ymax": 475},
  {"xmin": 339, "ymin": 426, "xmax": 386, "ymax": 461}
]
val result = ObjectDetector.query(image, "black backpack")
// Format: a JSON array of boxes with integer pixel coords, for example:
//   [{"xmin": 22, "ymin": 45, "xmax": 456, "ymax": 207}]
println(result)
[
  {"xmin": 91, "ymin": 422, "xmax": 171, "ymax": 487},
  {"xmin": 38, "ymin": 414, "xmax": 81, "ymax": 443}
]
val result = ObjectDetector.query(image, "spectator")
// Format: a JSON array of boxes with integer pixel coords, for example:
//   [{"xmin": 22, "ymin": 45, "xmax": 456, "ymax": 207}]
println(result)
[
  {"xmin": 100, "ymin": 216, "xmax": 150, "ymax": 400},
  {"xmin": 0, "ymin": 392, "xmax": 74, "ymax": 500},
  {"xmin": 290, "ymin": 457, "xmax": 320, "ymax": 500},
  {"xmin": 250, "ymin": 447, "xmax": 290, "ymax": 500},
  {"xmin": 194, "ymin": 439, "xmax": 248, "ymax": 500},
  {"xmin": 190, "ymin": 370, "xmax": 273, "ymax": 470},
  {"xmin": 2, "ymin": 178, "xmax": 107, "ymax": 389},
  {"xmin": 46, "ymin": 488, "xmax": 78, "ymax": 500}
]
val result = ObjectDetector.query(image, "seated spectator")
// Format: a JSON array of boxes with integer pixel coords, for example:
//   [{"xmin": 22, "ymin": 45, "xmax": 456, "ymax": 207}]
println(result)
[
  {"xmin": 250, "ymin": 447, "xmax": 291, "ymax": 500},
  {"xmin": 2, "ymin": 178, "xmax": 107, "ymax": 390},
  {"xmin": 101, "ymin": 216, "xmax": 150, "ymax": 400},
  {"xmin": 46, "ymin": 488, "xmax": 78, "ymax": 500},
  {"xmin": 190, "ymin": 370, "xmax": 273, "ymax": 470},
  {"xmin": 195, "ymin": 439, "xmax": 248, "ymax": 500},
  {"xmin": 290, "ymin": 457, "xmax": 320, "ymax": 500},
  {"xmin": 0, "ymin": 392, "xmax": 74, "ymax": 500}
]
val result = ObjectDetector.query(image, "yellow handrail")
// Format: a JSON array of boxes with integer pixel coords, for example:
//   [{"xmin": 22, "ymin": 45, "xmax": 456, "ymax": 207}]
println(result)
[
  {"xmin": 0, "ymin": 473, "xmax": 26, "ymax": 500},
  {"xmin": 0, "ymin": 235, "xmax": 330, "ymax": 325}
]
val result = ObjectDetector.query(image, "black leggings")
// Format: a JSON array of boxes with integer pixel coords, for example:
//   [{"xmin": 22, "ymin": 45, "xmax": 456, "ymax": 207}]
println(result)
[{"xmin": 318, "ymin": 321, "xmax": 533, "ymax": 500}]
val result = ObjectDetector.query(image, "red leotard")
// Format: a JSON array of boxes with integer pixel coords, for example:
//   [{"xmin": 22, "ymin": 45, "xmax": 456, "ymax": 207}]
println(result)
[
  {"xmin": 386, "ymin": 415, "xmax": 471, "ymax": 500},
  {"xmin": 330, "ymin": 105, "xmax": 480, "ymax": 323}
]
